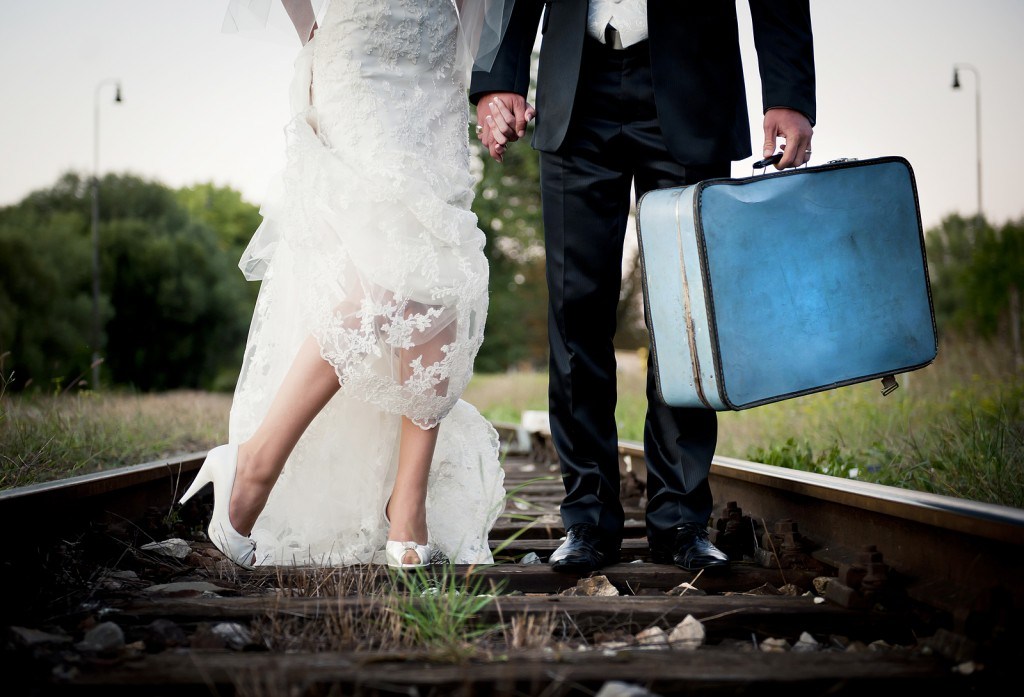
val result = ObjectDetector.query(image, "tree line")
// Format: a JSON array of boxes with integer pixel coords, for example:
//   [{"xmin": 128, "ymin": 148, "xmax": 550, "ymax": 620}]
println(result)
[
  {"xmin": 1, "ymin": 150, "xmax": 1021, "ymax": 393},
  {"xmin": 0, "ymin": 132, "xmax": 563, "ymax": 392},
  {"xmin": 0, "ymin": 173, "xmax": 261, "ymax": 392},
  {"xmin": 926, "ymin": 213, "xmax": 1023, "ymax": 368}
]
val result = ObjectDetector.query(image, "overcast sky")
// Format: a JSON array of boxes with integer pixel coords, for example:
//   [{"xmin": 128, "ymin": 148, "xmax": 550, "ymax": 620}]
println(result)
[{"xmin": 1, "ymin": 1, "xmax": 1022, "ymax": 232}]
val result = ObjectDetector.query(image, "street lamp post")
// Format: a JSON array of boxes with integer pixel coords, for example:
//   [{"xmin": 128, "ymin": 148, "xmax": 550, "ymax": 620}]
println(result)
[
  {"xmin": 953, "ymin": 64, "xmax": 1021, "ymax": 368},
  {"xmin": 951, "ymin": 64, "xmax": 981, "ymax": 220},
  {"xmin": 91, "ymin": 79, "xmax": 122, "ymax": 390}
]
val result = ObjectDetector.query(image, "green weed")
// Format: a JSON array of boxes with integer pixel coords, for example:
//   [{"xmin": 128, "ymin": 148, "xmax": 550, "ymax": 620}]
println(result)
[{"xmin": 386, "ymin": 563, "xmax": 506, "ymax": 661}]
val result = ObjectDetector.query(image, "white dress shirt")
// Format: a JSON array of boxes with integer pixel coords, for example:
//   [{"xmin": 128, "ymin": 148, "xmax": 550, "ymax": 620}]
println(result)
[{"xmin": 588, "ymin": 0, "xmax": 649, "ymax": 49}]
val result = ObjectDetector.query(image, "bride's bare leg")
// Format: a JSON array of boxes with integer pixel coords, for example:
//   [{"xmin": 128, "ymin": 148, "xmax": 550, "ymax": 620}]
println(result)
[
  {"xmin": 387, "ymin": 417, "xmax": 440, "ymax": 563},
  {"xmin": 231, "ymin": 335, "xmax": 341, "ymax": 535},
  {"xmin": 386, "ymin": 301, "xmax": 452, "ymax": 563}
]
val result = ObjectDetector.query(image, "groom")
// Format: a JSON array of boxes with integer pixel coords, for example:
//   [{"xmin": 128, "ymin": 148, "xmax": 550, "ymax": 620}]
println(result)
[{"xmin": 470, "ymin": 0, "xmax": 816, "ymax": 573}]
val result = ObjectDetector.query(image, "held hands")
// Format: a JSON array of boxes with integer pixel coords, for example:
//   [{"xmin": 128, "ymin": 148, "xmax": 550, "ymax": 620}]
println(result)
[
  {"xmin": 763, "ymin": 108, "xmax": 814, "ymax": 169},
  {"xmin": 476, "ymin": 93, "xmax": 536, "ymax": 163}
]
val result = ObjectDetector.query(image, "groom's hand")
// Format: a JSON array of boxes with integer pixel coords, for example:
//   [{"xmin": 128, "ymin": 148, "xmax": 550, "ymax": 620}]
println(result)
[
  {"xmin": 762, "ymin": 108, "xmax": 813, "ymax": 170},
  {"xmin": 475, "ymin": 92, "xmax": 536, "ymax": 163}
]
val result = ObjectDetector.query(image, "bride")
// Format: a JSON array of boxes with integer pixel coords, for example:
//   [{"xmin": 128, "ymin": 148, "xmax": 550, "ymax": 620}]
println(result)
[{"xmin": 179, "ymin": 0, "xmax": 507, "ymax": 569}]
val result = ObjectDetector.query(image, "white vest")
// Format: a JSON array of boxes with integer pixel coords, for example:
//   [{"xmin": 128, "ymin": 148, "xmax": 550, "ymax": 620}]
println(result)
[{"xmin": 588, "ymin": 0, "xmax": 649, "ymax": 49}]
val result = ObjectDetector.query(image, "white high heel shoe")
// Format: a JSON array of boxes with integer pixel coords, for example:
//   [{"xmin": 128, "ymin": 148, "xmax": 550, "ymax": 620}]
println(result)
[
  {"xmin": 385, "ymin": 540, "xmax": 434, "ymax": 568},
  {"xmin": 383, "ymin": 500, "xmax": 434, "ymax": 569},
  {"xmin": 178, "ymin": 444, "xmax": 257, "ymax": 570}
]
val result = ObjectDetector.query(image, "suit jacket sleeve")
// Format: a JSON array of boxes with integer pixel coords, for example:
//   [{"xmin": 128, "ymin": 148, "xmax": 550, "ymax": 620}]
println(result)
[
  {"xmin": 748, "ymin": 0, "xmax": 817, "ymax": 126},
  {"xmin": 468, "ymin": 0, "xmax": 544, "ymax": 105}
]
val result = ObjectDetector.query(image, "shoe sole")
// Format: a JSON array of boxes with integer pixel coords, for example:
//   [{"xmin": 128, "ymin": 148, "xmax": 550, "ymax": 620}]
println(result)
[
  {"xmin": 650, "ymin": 552, "xmax": 730, "ymax": 572},
  {"xmin": 549, "ymin": 555, "xmax": 620, "ymax": 574}
]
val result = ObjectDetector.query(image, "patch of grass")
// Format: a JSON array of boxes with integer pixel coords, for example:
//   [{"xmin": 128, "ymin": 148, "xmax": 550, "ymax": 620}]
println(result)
[
  {"xmin": 747, "ymin": 438, "xmax": 869, "ymax": 480},
  {"xmin": 502, "ymin": 612, "xmax": 559, "ymax": 650},
  {"xmin": 3, "ymin": 337, "xmax": 1019, "ymax": 507},
  {"xmin": 717, "ymin": 337, "xmax": 1023, "ymax": 507},
  {"xmin": 266, "ymin": 563, "xmax": 391, "ymax": 599},
  {"xmin": 249, "ymin": 564, "xmax": 410, "ymax": 654},
  {"xmin": 465, "ymin": 337, "xmax": 1022, "ymax": 508},
  {"xmin": 243, "ymin": 482, "xmax": 548, "ymax": 660},
  {"xmin": 615, "ymin": 368, "xmax": 648, "ymax": 442},
  {"xmin": 900, "ymin": 380, "xmax": 1023, "ymax": 507},
  {"xmin": 463, "ymin": 357, "xmax": 650, "ymax": 442},
  {"xmin": 385, "ymin": 564, "xmax": 506, "ymax": 661},
  {"xmin": 462, "ymin": 370, "xmax": 548, "ymax": 425},
  {"xmin": 253, "ymin": 592, "xmax": 400, "ymax": 654},
  {"xmin": 0, "ymin": 381, "xmax": 229, "ymax": 489},
  {"xmin": 245, "ymin": 564, "xmax": 509, "ymax": 660}
]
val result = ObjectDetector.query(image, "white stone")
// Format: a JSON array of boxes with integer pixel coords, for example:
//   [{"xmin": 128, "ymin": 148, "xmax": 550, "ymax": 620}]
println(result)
[
  {"xmin": 143, "ymin": 581, "xmax": 228, "ymax": 595},
  {"xmin": 521, "ymin": 410, "xmax": 550, "ymax": 433},
  {"xmin": 140, "ymin": 538, "xmax": 191, "ymax": 559},
  {"xmin": 760, "ymin": 637, "xmax": 791, "ymax": 652},
  {"xmin": 792, "ymin": 631, "xmax": 820, "ymax": 652},
  {"xmin": 595, "ymin": 681, "xmax": 662, "ymax": 697},
  {"xmin": 635, "ymin": 626, "xmax": 669, "ymax": 647},
  {"xmin": 212, "ymin": 622, "xmax": 253, "ymax": 650},
  {"xmin": 576, "ymin": 575, "xmax": 620, "ymax": 597},
  {"xmin": 668, "ymin": 614, "xmax": 705, "ymax": 650},
  {"xmin": 75, "ymin": 622, "xmax": 125, "ymax": 654}
]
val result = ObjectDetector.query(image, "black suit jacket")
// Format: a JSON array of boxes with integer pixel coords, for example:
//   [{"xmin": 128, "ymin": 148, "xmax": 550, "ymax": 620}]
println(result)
[{"xmin": 469, "ymin": 0, "xmax": 816, "ymax": 165}]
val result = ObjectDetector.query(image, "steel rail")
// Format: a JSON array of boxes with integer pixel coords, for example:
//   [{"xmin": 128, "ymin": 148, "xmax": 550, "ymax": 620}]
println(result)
[
  {"xmin": 615, "ymin": 439, "xmax": 1024, "ymax": 543},
  {"xmin": 3, "ymin": 424, "xmax": 1020, "ymax": 693},
  {"xmin": 614, "ymin": 437, "xmax": 1024, "ymax": 622}
]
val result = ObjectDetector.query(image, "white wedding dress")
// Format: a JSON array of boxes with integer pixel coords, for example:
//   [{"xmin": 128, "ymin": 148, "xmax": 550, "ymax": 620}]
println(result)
[{"xmin": 227, "ymin": 0, "xmax": 505, "ymax": 566}]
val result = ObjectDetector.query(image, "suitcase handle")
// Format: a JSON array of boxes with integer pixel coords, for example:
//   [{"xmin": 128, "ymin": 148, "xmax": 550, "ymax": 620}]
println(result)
[{"xmin": 752, "ymin": 153, "xmax": 783, "ymax": 169}]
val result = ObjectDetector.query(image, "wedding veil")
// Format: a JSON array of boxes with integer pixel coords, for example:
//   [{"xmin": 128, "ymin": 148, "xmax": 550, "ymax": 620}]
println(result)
[{"xmin": 453, "ymin": 0, "xmax": 515, "ymax": 78}]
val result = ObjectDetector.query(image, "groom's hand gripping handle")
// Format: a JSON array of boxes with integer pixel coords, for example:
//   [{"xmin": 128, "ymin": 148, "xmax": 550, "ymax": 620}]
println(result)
[{"xmin": 762, "ymin": 107, "xmax": 814, "ymax": 170}]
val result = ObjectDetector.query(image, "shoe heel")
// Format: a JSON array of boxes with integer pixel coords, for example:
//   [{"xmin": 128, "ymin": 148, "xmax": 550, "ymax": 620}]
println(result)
[{"xmin": 178, "ymin": 457, "xmax": 214, "ymax": 505}]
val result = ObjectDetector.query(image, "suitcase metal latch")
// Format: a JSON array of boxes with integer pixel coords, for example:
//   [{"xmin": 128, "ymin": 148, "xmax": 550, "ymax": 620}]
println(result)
[{"xmin": 880, "ymin": 375, "xmax": 899, "ymax": 396}]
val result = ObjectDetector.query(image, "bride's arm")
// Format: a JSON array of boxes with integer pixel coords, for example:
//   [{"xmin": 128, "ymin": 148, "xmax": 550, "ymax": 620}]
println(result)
[{"xmin": 280, "ymin": 0, "xmax": 318, "ymax": 44}]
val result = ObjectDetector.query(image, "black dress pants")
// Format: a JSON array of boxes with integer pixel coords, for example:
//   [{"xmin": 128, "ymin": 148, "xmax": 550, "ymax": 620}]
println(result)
[{"xmin": 539, "ymin": 36, "xmax": 728, "ymax": 541}]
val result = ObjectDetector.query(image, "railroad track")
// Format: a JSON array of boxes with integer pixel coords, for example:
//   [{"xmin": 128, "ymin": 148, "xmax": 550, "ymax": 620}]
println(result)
[{"xmin": 1, "ymin": 422, "xmax": 1021, "ymax": 696}]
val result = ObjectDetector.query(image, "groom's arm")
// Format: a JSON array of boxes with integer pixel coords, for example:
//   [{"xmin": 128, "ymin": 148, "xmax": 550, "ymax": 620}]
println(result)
[
  {"xmin": 748, "ymin": 0, "xmax": 816, "ymax": 169},
  {"xmin": 468, "ymin": 0, "xmax": 542, "ymax": 104},
  {"xmin": 469, "ymin": 0, "xmax": 544, "ymax": 161}
]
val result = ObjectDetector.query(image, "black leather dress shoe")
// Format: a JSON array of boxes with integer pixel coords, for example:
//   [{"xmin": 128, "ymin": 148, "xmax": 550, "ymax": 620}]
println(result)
[
  {"xmin": 650, "ymin": 522, "xmax": 730, "ymax": 571},
  {"xmin": 548, "ymin": 523, "xmax": 621, "ymax": 573}
]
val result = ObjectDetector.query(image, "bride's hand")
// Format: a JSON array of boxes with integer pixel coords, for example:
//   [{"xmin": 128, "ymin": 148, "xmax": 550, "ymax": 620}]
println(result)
[{"xmin": 476, "ymin": 92, "xmax": 536, "ymax": 164}]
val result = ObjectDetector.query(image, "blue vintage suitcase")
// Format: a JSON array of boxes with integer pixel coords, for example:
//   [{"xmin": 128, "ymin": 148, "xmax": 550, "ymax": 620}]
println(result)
[{"xmin": 636, "ymin": 156, "xmax": 938, "ymax": 410}]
